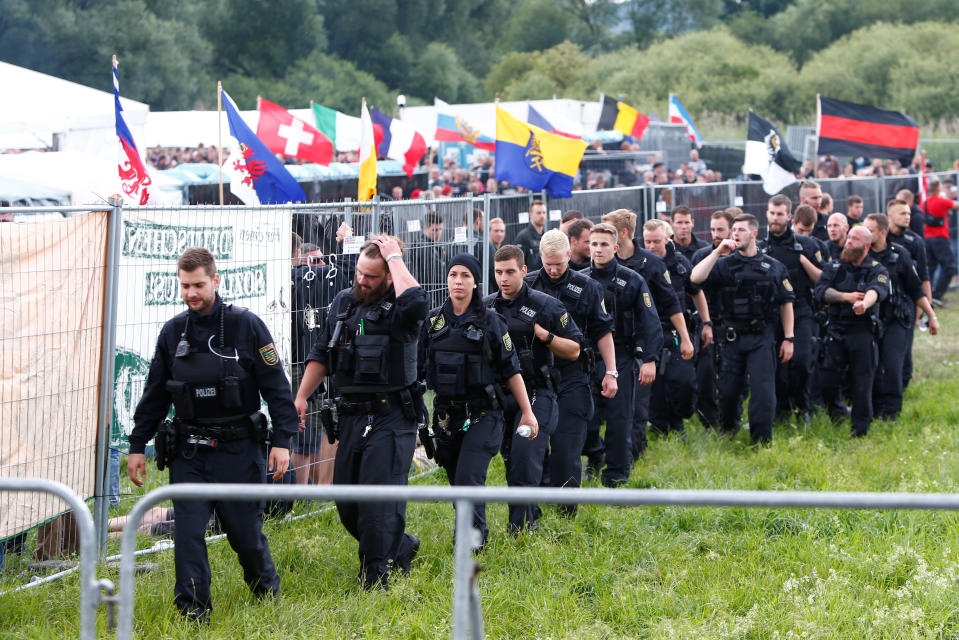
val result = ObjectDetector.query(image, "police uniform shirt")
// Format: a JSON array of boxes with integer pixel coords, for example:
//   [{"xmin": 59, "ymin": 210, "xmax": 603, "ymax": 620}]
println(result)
[
  {"xmin": 870, "ymin": 245, "xmax": 924, "ymax": 327},
  {"xmin": 889, "ymin": 228, "xmax": 931, "ymax": 283},
  {"xmin": 619, "ymin": 243, "xmax": 682, "ymax": 320},
  {"xmin": 759, "ymin": 228, "xmax": 823, "ymax": 307},
  {"xmin": 674, "ymin": 233, "xmax": 710, "ymax": 264},
  {"xmin": 824, "ymin": 240, "xmax": 843, "ymax": 264},
  {"xmin": 514, "ymin": 225, "xmax": 544, "ymax": 271},
  {"xmin": 701, "ymin": 252, "xmax": 796, "ymax": 325},
  {"xmin": 812, "ymin": 212, "xmax": 829, "ymax": 242},
  {"xmin": 525, "ymin": 267, "xmax": 614, "ymax": 354},
  {"xmin": 814, "ymin": 258, "xmax": 890, "ymax": 324},
  {"xmin": 568, "ymin": 256, "xmax": 590, "ymax": 271},
  {"xmin": 663, "ymin": 242, "xmax": 702, "ymax": 322},
  {"xmin": 585, "ymin": 257, "xmax": 664, "ymax": 362},
  {"xmin": 419, "ymin": 300, "xmax": 522, "ymax": 393},
  {"xmin": 307, "ymin": 285, "xmax": 430, "ymax": 392},
  {"xmin": 130, "ymin": 295, "xmax": 300, "ymax": 453}
]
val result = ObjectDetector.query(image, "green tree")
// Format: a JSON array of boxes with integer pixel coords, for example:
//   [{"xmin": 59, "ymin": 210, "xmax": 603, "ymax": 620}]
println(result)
[
  {"xmin": 497, "ymin": 0, "xmax": 575, "ymax": 54},
  {"xmin": 406, "ymin": 42, "xmax": 483, "ymax": 104},
  {"xmin": 486, "ymin": 41, "xmax": 594, "ymax": 101},
  {"xmin": 624, "ymin": 0, "xmax": 725, "ymax": 48}
]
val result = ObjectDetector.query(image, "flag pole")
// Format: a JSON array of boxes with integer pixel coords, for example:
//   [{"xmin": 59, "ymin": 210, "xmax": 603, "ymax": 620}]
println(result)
[{"xmin": 217, "ymin": 81, "xmax": 224, "ymax": 206}]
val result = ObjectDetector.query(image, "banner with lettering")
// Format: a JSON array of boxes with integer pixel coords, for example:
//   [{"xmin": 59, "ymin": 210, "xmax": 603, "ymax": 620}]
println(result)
[{"xmin": 112, "ymin": 208, "xmax": 292, "ymax": 449}]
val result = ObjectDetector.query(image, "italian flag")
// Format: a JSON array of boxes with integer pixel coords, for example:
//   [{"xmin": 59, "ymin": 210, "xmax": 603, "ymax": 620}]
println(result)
[{"xmin": 312, "ymin": 102, "xmax": 362, "ymax": 152}]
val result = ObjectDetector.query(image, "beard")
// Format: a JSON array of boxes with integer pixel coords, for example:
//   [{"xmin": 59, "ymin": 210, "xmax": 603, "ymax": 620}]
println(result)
[
  {"xmin": 352, "ymin": 278, "xmax": 390, "ymax": 304},
  {"xmin": 841, "ymin": 244, "xmax": 866, "ymax": 264}
]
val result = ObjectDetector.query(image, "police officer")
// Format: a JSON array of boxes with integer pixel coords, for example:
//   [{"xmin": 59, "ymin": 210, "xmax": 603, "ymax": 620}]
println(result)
[
  {"xmin": 421, "ymin": 254, "xmax": 538, "ymax": 548},
  {"xmin": 526, "ymin": 230, "xmax": 616, "ymax": 513},
  {"xmin": 128, "ymin": 247, "xmax": 298, "ymax": 622},
  {"xmin": 600, "ymin": 209, "xmax": 687, "ymax": 458},
  {"xmin": 671, "ymin": 205, "xmax": 710, "ymax": 263},
  {"xmin": 294, "ymin": 235, "xmax": 428, "ymax": 590},
  {"xmin": 691, "ymin": 213, "xmax": 795, "ymax": 444},
  {"xmin": 814, "ymin": 226, "xmax": 889, "ymax": 437},
  {"xmin": 514, "ymin": 199, "xmax": 548, "ymax": 271},
  {"xmin": 486, "ymin": 245, "xmax": 582, "ymax": 531},
  {"xmin": 759, "ymin": 194, "xmax": 823, "ymax": 425},
  {"xmin": 644, "ymin": 218, "xmax": 710, "ymax": 436},
  {"xmin": 824, "ymin": 213, "xmax": 849, "ymax": 264},
  {"xmin": 691, "ymin": 209, "xmax": 737, "ymax": 430},
  {"xmin": 863, "ymin": 214, "xmax": 939, "ymax": 420},
  {"xmin": 583, "ymin": 223, "xmax": 662, "ymax": 486}
]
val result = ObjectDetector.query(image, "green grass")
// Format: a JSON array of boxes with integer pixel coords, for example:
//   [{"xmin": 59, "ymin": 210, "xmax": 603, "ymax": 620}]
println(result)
[{"xmin": 2, "ymin": 306, "xmax": 959, "ymax": 638}]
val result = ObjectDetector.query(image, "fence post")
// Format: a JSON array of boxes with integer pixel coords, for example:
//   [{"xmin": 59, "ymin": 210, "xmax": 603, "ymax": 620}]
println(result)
[
  {"xmin": 372, "ymin": 194, "xmax": 381, "ymax": 234},
  {"xmin": 452, "ymin": 498, "xmax": 482, "ymax": 640},
  {"xmin": 93, "ymin": 196, "xmax": 124, "ymax": 554},
  {"xmin": 466, "ymin": 192, "xmax": 475, "ymax": 258},
  {"xmin": 727, "ymin": 181, "xmax": 737, "ymax": 215},
  {"xmin": 482, "ymin": 192, "xmax": 491, "ymax": 297}
]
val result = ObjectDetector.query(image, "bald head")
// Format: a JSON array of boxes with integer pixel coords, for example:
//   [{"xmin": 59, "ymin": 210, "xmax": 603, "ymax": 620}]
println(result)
[
  {"xmin": 826, "ymin": 212, "xmax": 849, "ymax": 244},
  {"xmin": 848, "ymin": 225, "xmax": 871, "ymax": 245},
  {"xmin": 841, "ymin": 225, "xmax": 872, "ymax": 265}
]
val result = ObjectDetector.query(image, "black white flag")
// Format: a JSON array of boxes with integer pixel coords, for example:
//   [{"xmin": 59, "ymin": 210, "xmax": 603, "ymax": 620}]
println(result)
[{"xmin": 744, "ymin": 111, "xmax": 801, "ymax": 195}]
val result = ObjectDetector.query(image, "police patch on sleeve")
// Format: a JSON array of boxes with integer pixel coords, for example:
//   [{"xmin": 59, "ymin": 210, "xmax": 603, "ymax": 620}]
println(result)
[
  {"xmin": 431, "ymin": 314, "xmax": 446, "ymax": 331},
  {"xmin": 258, "ymin": 343, "xmax": 280, "ymax": 366},
  {"xmin": 877, "ymin": 273, "xmax": 889, "ymax": 284},
  {"xmin": 560, "ymin": 312, "xmax": 569, "ymax": 328},
  {"xmin": 503, "ymin": 332, "xmax": 513, "ymax": 351},
  {"xmin": 600, "ymin": 299, "xmax": 607, "ymax": 313},
  {"xmin": 815, "ymin": 250, "xmax": 822, "ymax": 263},
  {"xmin": 643, "ymin": 292, "xmax": 652, "ymax": 308},
  {"xmin": 663, "ymin": 270, "xmax": 672, "ymax": 285},
  {"xmin": 783, "ymin": 279, "xmax": 793, "ymax": 292}
]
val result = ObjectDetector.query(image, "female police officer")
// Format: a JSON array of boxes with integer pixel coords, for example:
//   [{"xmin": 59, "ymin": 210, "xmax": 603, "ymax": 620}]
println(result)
[{"xmin": 420, "ymin": 254, "xmax": 538, "ymax": 550}]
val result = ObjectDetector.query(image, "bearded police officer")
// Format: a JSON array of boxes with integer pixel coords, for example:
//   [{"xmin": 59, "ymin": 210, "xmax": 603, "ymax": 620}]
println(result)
[
  {"xmin": 814, "ymin": 226, "xmax": 889, "ymax": 436},
  {"xmin": 129, "ymin": 247, "xmax": 298, "ymax": 622},
  {"xmin": 691, "ymin": 214, "xmax": 795, "ymax": 444},
  {"xmin": 295, "ymin": 235, "xmax": 428, "ymax": 590}
]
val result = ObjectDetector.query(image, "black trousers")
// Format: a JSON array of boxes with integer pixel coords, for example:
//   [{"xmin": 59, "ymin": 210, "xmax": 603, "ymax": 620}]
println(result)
[
  {"xmin": 927, "ymin": 236, "xmax": 956, "ymax": 300},
  {"xmin": 874, "ymin": 321, "xmax": 909, "ymax": 419},
  {"xmin": 551, "ymin": 369, "xmax": 594, "ymax": 492},
  {"xmin": 170, "ymin": 437, "xmax": 278, "ymax": 616},
  {"xmin": 587, "ymin": 353, "xmax": 639, "ymax": 485},
  {"xmin": 695, "ymin": 342, "xmax": 718, "ymax": 429},
  {"xmin": 903, "ymin": 315, "xmax": 916, "ymax": 390},
  {"xmin": 502, "ymin": 388, "xmax": 557, "ymax": 530},
  {"xmin": 435, "ymin": 409, "xmax": 504, "ymax": 545},
  {"xmin": 820, "ymin": 325, "xmax": 878, "ymax": 436},
  {"xmin": 776, "ymin": 305, "xmax": 815, "ymax": 416},
  {"xmin": 649, "ymin": 339, "xmax": 697, "ymax": 434},
  {"xmin": 333, "ymin": 410, "xmax": 417, "ymax": 587},
  {"xmin": 717, "ymin": 326, "xmax": 777, "ymax": 444}
]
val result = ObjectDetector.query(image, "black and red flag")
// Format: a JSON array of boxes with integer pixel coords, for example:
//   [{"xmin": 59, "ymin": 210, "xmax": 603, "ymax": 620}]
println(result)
[{"xmin": 816, "ymin": 96, "xmax": 919, "ymax": 165}]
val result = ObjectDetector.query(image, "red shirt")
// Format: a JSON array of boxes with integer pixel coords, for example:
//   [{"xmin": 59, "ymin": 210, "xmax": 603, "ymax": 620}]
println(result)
[{"xmin": 923, "ymin": 196, "xmax": 954, "ymax": 239}]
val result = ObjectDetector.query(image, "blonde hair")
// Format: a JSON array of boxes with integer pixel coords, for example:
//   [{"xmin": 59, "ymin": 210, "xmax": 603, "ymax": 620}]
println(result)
[
  {"xmin": 539, "ymin": 229, "xmax": 570, "ymax": 257},
  {"xmin": 589, "ymin": 222, "xmax": 619, "ymax": 240},
  {"xmin": 643, "ymin": 218, "xmax": 673, "ymax": 237},
  {"xmin": 602, "ymin": 208, "xmax": 637, "ymax": 237}
]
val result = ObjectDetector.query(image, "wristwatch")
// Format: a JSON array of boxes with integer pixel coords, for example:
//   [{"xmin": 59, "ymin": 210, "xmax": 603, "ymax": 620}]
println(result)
[
  {"xmin": 703, "ymin": 320, "xmax": 713, "ymax": 327},
  {"xmin": 544, "ymin": 332, "xmax": 555, "ymax": 344},
  {"xmin": 783, "ymin": 336, "xmax": 795, "ymax": 342},
  {"xmin": 605, "ymin": 370, "xmax": 619, "ymax": 379}
]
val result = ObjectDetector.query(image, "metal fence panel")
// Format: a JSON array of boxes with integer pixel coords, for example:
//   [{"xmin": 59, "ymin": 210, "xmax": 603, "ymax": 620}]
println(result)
[{"xmin": 546, "ymin": 186, "xmax": 648, "ymax": 224}]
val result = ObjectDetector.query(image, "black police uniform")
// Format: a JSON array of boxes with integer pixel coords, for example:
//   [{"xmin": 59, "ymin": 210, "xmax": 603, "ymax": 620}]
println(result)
[
  {"xmin": 674, "ymin": 233, "xmax": 710, "ymax": 264},
  {"xmin": 759, "ymin": 228, "xmax": 823, "ymax": 420},
  {"xmin": 420, "ymin": 299, "xmax": 521, "ymax": 545},
  {"xmin": 485, "ymin": 284, "xmax": 582, "ymax": 530},
  {"xmin": 700, "ymin": 252, "xmax": 795, "ymax": 443},
  {"xmin": 814, "ymin": 257, "xmax": 889, "ymax": 436},
  {"xmin": 824, "ymin": 240, "xmax": 843, "ymax": 264},
  {"xmin": 514, "ymin": 224, "xmax": 544, "ymax": 272},
  {"xmin": 130, "ymin": 295, "xmax": 299, "ymax": 618},
  {"xmin": 649, "ymin": 242, "xmax": 701, "ymax": 435},
  {"xmin": 691, "ymin": 244, "xmax": 721, "ymax": 429},
  {"xmin": 525, "ymin": 267, "xmax": 613, "ymax": 506},
  {"xmin": 617, "ymin": 243, "xmax": 682, "ymax": 456},
  {"xmin": 888, "ymin": 227, "xmax": 930, "ymax": 390},
  {"xmin": 812, "ymin": 212, "xmax": 829, "ymax": 242},
  {"xmin": 583, "ymin": 258, "xmax": 663, "ymax": 485},
  {"xmin": 870, "ymin": 244, "xmax": 924, "ymax": 419},
  {"xmin": 568, "ymin": 256, "xmax": 591, "ymax": 271},
  {"xmin": 307, "ymin": 284, "xmax": 429, "ymax": 588}
]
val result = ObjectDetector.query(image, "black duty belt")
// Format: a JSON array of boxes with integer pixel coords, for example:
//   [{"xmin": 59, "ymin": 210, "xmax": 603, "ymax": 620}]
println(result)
[
  {"xmin": 435, "ymin": 396, "xmax": 496, "ymax": 415},
  {"xmin": 723, "ymin": 322, "xmax": 769, "ymax": 341},
  {"xmin": 336, "ymin": 393, "xmax": 395, "ymax": 416},
  {"xmin": 175, "ymin": 420, "xmax": 252, "ymax": 441}
]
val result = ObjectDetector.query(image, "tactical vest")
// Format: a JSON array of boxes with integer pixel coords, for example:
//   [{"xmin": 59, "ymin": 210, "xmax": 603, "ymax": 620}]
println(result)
[
  {"xmin": 585, "ymin": 264, "xmax": 636, "ymax": 347},
  {"xmin": 486, "ymin": 290, "xmax": 556, "ymax": 390},
  {"xmin": 329, "ymin": 296, "xmax": 418, "ymax": 394},
  {"xmin": 425, "ymin": 307, "xmax": 495, "ymax": 399},
  {"xmin": 763, "ymin": 234, "xmax": 812, "ymax": 305},
  {"xmin": 874, "ymin": 247, "xmax": 911, "ymax": 324},
  {"xmin": 827, "ymin": 264, "xmax": 877, "ymax": 326},
  {"xmin": 720, "ymin": 258, "xmax": 777, "ymax": 330},
  {"xmin": 533, "ymin": 269, "xmax": 593, "ymax": 335},
  {"xmin": 168, "ymin": 304, "xmax": 260, "ymax": 425}
]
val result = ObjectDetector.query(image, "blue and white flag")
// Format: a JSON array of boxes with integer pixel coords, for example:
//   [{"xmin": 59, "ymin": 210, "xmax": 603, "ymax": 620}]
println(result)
[
  {"xmin": 220, "ymin": 86, "xmax": 305, "ymax": 205},
  {"xmin": 668, "ymin": 94, "xmax": 703, "ymax": 148},
  {"xmin": 114, "ymin": 57, "xmax": 153, "ymax": 205}
]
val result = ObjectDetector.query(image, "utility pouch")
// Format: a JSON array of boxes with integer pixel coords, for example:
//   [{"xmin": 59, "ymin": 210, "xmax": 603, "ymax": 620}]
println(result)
[
  {"xmin": 354, "ymin": 334, "xmax": 390, "ymax": 384},
  {"xmin": 657, "ymin": 346, "xmax": 670, "ymax": 376},
  {"xmin": 221, "ymin": 376, "xmax": 241, "ymax": 410},
  {"xmin": 164, "ymin": 380, "xmax": 196, "ymax": 422},
  {"xmin": 320, "ymin": 399, "xmax": 338, "ymax": 444},
  {"xmin": 155, "ymin": 419, "xmax": 177, "ymax": 471},
  {"xmin": 249, "ymin": 411, "xmax": 270, "ymax": 443},
  {"xmin": 418, "ymin": 424, "xmax": 437, "ymax": 459}
]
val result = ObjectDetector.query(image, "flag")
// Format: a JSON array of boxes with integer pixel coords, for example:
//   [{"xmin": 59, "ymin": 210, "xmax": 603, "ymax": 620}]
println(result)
[
  {"xmin": 256, "ymin": 97, "xmax": 333, "ymax": 165},
  {"xmin": 358, "ymin": 99, "xmax": 377, "ymax": 202},
  {"xmin": 434, "ymin": 97, "xmax": 496, "ymax": 152},
  {"xmin": 494, "ymin": 106, "xmax": 587, "ymax": 198},
  {"xmin": 527, "ymin": 103, "xmax": 584, "ymax": 139},
  {"xmin": 816, "ymin": 96, "xmax": 919, "ymax": 166},
  {"xmin": 369, "ymin": 107, "xmax": 427, "ymax": 178},
  {"xmin": 220, "ymin": 87, "xmax": 306, "ymax": 205},
  {"xmin": 312, "ymin": 102, "xmax": 362, "ymax": 152},
  {"xmin": 668, "ymin": 94, "xmax": 703, "ymax": 148},
  {"xmin": 596, "ymin": 95, "xmax": 650, "ymax": 139},
  {"xmin": 743, "ymin": 111, "xmax": 801, "ymax": 195},
  {"xmin": 113, "ymin": 57, "xmax": 152, "ymax": 205}
]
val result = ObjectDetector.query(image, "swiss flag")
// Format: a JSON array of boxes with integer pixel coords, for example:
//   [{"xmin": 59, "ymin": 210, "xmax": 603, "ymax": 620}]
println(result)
[{"xmin": 256, "ymin": 97, "xmax": 333, "ymax": 165}]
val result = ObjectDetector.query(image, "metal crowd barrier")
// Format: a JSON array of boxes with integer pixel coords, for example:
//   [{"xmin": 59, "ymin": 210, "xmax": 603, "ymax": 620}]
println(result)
[{"xmin": 115, "ymin": 483, "xmax": 959, "ymax": 640}]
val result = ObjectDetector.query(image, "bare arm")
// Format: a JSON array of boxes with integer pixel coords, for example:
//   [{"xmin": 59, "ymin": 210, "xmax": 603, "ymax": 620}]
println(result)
[
  {"xmin": 374, "ymin": 235, "xmax": 419, "ymax": 297},
  {"xmin": 533, "ymin": 322, "xmax": 580, "ymax": 360},
  {"xmin": 778, "ymin": 302, "xmax": 794, "ymax": 362},
  {"xmin": 506, "ymin": 373, "xmax": 539, "ymax": 438},
  {"xmin": 690, "ymin": 239, "xmax": 734, "ymax": 284},
  {"xmin": 799, "ymin": 254, "xmax": 822, "ymax": 282},
  {"xmin": 596, "ymin": 332, "xmax": 618, "ymax": 399},
  {"xmin": 294, "ymin": 360, "xmax": 328, "ymax": 424}
]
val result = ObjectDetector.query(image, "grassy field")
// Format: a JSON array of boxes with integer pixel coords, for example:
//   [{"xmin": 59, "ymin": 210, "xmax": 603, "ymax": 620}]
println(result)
[{"xmin": 2, "ymin": 305, "xmax": 959, "ymax": 639}]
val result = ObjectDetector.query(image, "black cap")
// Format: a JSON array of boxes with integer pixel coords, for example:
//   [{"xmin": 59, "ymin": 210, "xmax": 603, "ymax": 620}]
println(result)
[{"xmin": 447, "ymin": 253, "xmax": 482, "ymax": 284}]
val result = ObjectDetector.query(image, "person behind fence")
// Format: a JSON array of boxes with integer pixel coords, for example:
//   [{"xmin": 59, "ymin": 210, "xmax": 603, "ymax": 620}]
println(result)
[
  {"xmin": 485, "ymin": 245, "xmax": 581, "ymax": 532},
  {"xmin": 671, "ymin": 206, "xmax": 710, "ymax": 262},
  {"xmin": 863, "ymin": 213, "xmax": 939, "ymax": 421},
  {"xmin": 514, "ymin": 199, "xmax": 548, "ymax": 271},
  {"xmin": 690, "ymin": 214, "xmax": 795, "ymax": 445},
  {"xmin": 582, "ymin": 223, "xmax": 662, "ymax": 486},
  {"xmin": 420, "ymin": 253, "xmax": 538, "ymax": 549},
  {"xmin": 128, "ymin": 246, "xmax": 298, "ymax": 623},
  {"xmin": 813, "ymin": 225, "xmax": 888, "ymax": 437},
  {"xmin": 526, "ymin": 230, "xmax": 616, "ymax": 515},
  {"xmin": 759, "ymin": 194, "xmax": 823, "ymax": 426},
  {"xmin": 294, "ymin": 235, "xmax": 427, "ymax": 590},
  {"xmin": 921, "ymin": 179, "xmax": 957, "ymax": 307}
]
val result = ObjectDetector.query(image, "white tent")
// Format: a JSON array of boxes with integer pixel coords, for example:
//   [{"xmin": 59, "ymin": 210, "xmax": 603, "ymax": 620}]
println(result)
[
  {"xmin": 143, "ymin": 107, "xmax": 313, "ymax": 149},
  {"xmin": 0, "ymin": 61, "xmax": 149, "ymax": 158}
]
